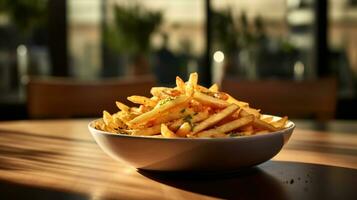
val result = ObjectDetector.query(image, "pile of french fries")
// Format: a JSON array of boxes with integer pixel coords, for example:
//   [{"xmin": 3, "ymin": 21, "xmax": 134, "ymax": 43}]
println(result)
[{"xmin": 94, "ymin": 72, "xmax": 288, "ymax": 138}]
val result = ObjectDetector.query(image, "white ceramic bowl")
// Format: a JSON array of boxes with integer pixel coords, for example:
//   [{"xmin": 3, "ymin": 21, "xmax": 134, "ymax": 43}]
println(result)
[{"xmin": 88, "ymin": 116, "xmax": 295, "ymax": 172}]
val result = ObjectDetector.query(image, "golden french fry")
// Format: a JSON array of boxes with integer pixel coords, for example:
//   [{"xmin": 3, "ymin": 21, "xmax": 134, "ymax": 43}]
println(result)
[
  {"xmin": 213, "ymin": 92, "xmax": 229, "ymax": 100},
  {"xmin": 150, "ymin": 87, "xmax": 171, "ymax": 97},
  {"xmin": 116, "ymin": 101, "xmax": 130, "ymax": 112},
  {"xmin": 94, "ymin": 119, "xmax": 106, "ymax": 131},
  {"xmin": 226, "ymin": 94, "xmax": 249, "ymax": 107},
  {"xmin": 152, "ymin": 88, "xmax": 182, "ymax": 98},
  {"xmin": 193, "ymin": 91, "xmax": 229, "ymax": 108},
  {"xmin": 112, "ymin": 113, "xmax": 128, "ymax": 128},
  {"xmin": 161, "ymin": 124, "xmax": 178, "ymax": 138},
  {"xmin": 209, "ymin": 83, "xmax": 219, "ymax": 92},
  {"xmin": 188, "ymin": 72, "xmax": 198, "ymax": 89},
  {"xmin": 245, "ymin": 107, "xmax": 261, "ymax": 117},
  {"xmin": 102, "ymin": 111, "xmax": 120, "ymax": 132},
  {"xmin": 151, "ymin": 107, "xmax": 194, "ymax": 125},
  {"xmin": 103, "ymin": 111, "xmax": 113, "ymax": 126},
  {"xmin": 116, "ymin": 111, "xmax": 137, "ymax": 124},
  {"xmin": 255, "ymin": 130, "xmax": 270, "ymax": 135},
  {"xmin": 197, "ymin": 115, "xmax": 254, "ymax": 137},
  {"xmin": 216, "ymin": 115, "xmax": 254, "ymax": 133},
  {"xmin": 131, "ymin": 124, "xmax": 161, "ymax": 136},
  {"xmin": 240, "ymin": 125, "xmax": 253, "ymax": 132},
  {"xmin": 192, "ymin": 104, "xmax": 239, "ymax": 134},
  {"xmin": 253, "ymin": 118, "xmax": 279, "ymax": 132},
  {"xmin": 239, "ymin": 108, "xmax": 249, "ymax": 117},
  {"xmin": 168, "ymin": 110, "xmax": 209, "ymax": 131},
  {"xmin": 192, "ymin": 110, "xmax": 210, "ymax": 123},
  {"xmin": 184, "ymin": 72, "xmax": 198, "ymax": 96},
  {"xmin": 260, "ymin": 116, "xmax": 274, "ymax": 123},
  {"xmin": 271, "ymin": 116, "xmax": 288, "ymax": 128},
  {"xmin": 130, "ymin": 106, "xmax": 152, "ymax": 115},
  {"xmin": 129, "ymin": 95, "xmax": 190, "ymax": 126},
  {"xmin": 196, "ymin": 85, "xmax": 210, "ymax": 93},
  {"xmin": 168, "ymin": 118, "xmax": 185, "ymax": 131},
  {"xmin": 151, "ymin": 96, "xmax": 159, "ymax": 101},
  {"xmin": 176, "ymin": 122, "xmax": 191, "ymax": 137},
  {"xmin": 176, "ymin": 76, "xmax": 186, "ymax": 92},
  {"xmin": 185, "ymin": 84, "xmax": 194, "ymax": 97},
  {"xmin": 239, "ymin": 107, "xmax": 261, "ymax": 118},
  {"xmin": 127, "ymin": 95, "xmax": 156, "ymax": 107},
  {"xmin": 129, "ymin": 107, "xmax": 141, "ymax": 115}
]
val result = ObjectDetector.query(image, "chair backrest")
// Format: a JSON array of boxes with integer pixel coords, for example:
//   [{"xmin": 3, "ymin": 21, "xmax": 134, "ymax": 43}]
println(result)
[
  {"xmin": 27, "ymin": 76, "xmax": 156, "ymax": 118},
  {"xmin": 221, "ymin": 78, "xmax": 337, "ymax": 120}
]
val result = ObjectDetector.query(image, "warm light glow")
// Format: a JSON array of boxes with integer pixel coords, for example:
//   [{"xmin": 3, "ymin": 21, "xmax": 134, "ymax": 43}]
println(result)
[
  {"xmin": 287, "ymin": 0, "xmax": 300, "ymax": 9},
  {"xmin": 294, "ymin": 61, "xmax": 304, "ymax": 81},
  {"xmin": 17, "ymin": 45, "xmax": 27, "ymax": 56},
  {"xmin": 213, "ymin": 51, "xmax": 224, "ymax": 63}
]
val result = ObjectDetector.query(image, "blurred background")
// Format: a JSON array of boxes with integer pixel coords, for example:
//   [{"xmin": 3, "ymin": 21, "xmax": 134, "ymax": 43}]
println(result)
[{"xmin": 0, "ymin": 0, "xmax": 356, "ymax": 123}]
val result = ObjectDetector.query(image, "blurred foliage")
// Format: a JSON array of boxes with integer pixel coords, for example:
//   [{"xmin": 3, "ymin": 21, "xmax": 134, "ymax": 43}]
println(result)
[
  {"xmin": 105, "ymin": 4, "xmax": 162, "ymax": 55},
  {"xmin": 211, "ymin": 9, "xmax": 261, "ymax": 54},
  {"xmin": 211, "ymin": 9, "xmax": 239, "ymax": 53},
  {"xmin": 0, "ymin": 0, "xmax": 47, "ymax": 36},
  {"xmin": 212, "ymin": 9, "xmax": 296, "ymax": 54}
]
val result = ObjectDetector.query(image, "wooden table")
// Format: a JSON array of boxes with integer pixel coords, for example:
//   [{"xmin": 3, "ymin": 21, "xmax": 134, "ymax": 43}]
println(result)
[{"xmin": 0, "ymin": 119, "xmax": 356, "ymax": 200}]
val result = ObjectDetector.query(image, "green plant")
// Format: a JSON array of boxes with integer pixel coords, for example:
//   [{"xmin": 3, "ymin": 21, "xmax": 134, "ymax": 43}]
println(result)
[
  {"xmin": 0, "ymin": 0, "xmax": 47, "ymax": 36},
  {"xmin": 211, "ymin": 9, "xmax": 239, "ymax": 53},
  {"xmin": 105, "ymin": 4, "xmax": 162, "ymax": 55}
]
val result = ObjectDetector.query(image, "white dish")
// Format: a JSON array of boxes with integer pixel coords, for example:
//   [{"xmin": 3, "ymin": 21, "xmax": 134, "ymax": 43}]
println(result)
[{"xmin": 88, "ymin": 116, "xmax": 295, "ymax": 171}]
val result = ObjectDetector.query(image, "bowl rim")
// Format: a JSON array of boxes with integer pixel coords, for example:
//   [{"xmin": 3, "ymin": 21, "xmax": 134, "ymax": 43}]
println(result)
[{"xmin": 88, "ymin": 115, "xmax": 295, "ymax": 141}]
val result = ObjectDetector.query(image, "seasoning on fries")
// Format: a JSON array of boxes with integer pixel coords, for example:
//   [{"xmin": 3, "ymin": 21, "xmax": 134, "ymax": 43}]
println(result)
[{"xmin": 94, "ymin": 72, "xmax": 289, "ymax": 138}]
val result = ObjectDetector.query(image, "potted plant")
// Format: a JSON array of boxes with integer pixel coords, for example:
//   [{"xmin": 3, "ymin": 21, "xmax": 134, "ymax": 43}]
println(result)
[
  {"xmin": 0, "ymin": 0, "xmax": 47, "ymax": 42},
  {"xmin": 105, "ymin": 4, "xmax": 162, "ymax": 76}
]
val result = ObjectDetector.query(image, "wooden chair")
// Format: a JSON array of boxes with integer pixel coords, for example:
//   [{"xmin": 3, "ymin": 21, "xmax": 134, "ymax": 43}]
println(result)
[
  {"xmin": 27, "ymin": 76, "xmax": 156, "ymax": 118},
  {"xmin": 221, "ymin": 77, "xmax": 337, "ymax": 120}
]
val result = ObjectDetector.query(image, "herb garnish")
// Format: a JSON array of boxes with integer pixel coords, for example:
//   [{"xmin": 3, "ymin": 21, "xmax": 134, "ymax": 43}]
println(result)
[
  {"xmin": 191, "ymin": 124, "xmax": 196, "ymax": 131},
  {"xmin": 159, "ymin": 97, "xmax": 174, "ymax": 106},
  {"xmin": 183, "ymin": 115, "xmax": 192, "ymax": 123}
]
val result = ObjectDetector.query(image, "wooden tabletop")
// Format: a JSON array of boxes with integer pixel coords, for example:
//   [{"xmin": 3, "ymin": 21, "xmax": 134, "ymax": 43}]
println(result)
[{"xmin": 0, "ymin": 119, "xmax": 356, "ymax": 200}]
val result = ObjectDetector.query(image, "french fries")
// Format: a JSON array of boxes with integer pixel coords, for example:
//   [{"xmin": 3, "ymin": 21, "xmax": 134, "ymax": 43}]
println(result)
[
  {"xmin": 128, "ymin": 95, "xmax": 190, "ymax": 127},
  {"xmin": 226, "ymin": 94, "xmax": 249, "ymax": 107},
  {"xmin": 131, "ymin": 124, "xmax": 161, "ymax": 136},
  {"xmin": 95, "ymin": 72, "xmax": 289, "ymax": 138},
  {"xmin": 208, "ymin": 83, "xmax": 219, "ymax": 92},
  {"xmin": 197, "ymin": 115, "xmax": 254, "ymax": 137},
  {"xmin": 271, "ymin": 116, "xmax": 288, "ymax": 129},
  {"xmin": 175, "ymin": 76, "xmax": 186, "ymax": 92},
  {"xmin": 161, "ymin": 124, "xmax": 178, "ymax": 138},
  {"xmin": 253, "ymin": 118, "xmax": 279, "ymax": 132},
  {"xmin": 192, "ymin": 104, "xmax": 239, "ymax": 134},
  {"xmin": 116, "ymin": 101, "xmax": 130, "ymax": 112},
  {"xmin": 127, "ymin": 95, "xmax": 156, "ymax": 107},
  {"xmin": 176, "ymin": 122, "xmax": 191, "ymax": 137},
  {"xmin": 260, "ymin": 116, "xmax": 274, "ymax": 123},
  {"xmin": 193, "ymin": 91, "xmax": 229, "ymax": 108}
]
